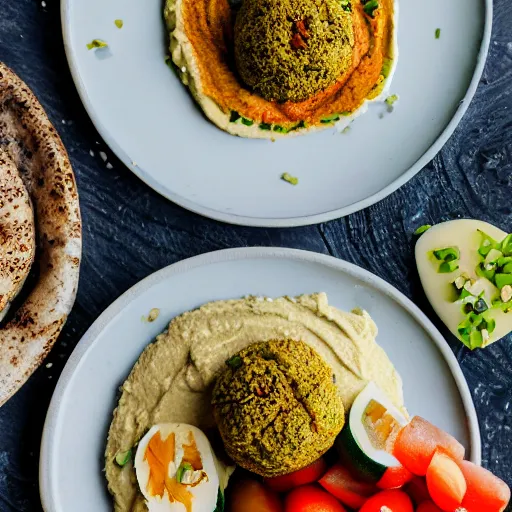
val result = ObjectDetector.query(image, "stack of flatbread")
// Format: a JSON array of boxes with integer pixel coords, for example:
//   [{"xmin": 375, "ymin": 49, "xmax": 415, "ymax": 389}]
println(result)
[{"xmin": 0, "ymin": 63, "xmax": 81, "ymax": 405}]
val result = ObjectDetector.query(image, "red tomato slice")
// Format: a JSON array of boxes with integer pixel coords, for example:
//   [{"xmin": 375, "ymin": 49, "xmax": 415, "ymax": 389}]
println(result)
[
  {"xmin": 265, "ymin": 458, "xmax": 327, "ymax": 493},
  {"xmin": 359, "ymin": 490, "xmax": 414, "ymax": 512},
  {"xmin": 460, "ymin": 460, "xmax": 511, "ymax": 512},
  {"xmin": 318, "ymin": 464, "xmax": 376, "ymax": 509},
  {"xmin": 377, "ymin": 465, "xmax": 414, "ymax": 490},
  {"xmin": 393, "ymin": 416, "xmax": 465, "ymax": 476},
  {"xmin": 229, "ymin": 479, "xmax": 283, "ymax": 512},
  {"xmin": 404, "ymin": 477, "xmax": 430, "ymax": 505},
  {"xmin": 416, "ymin": 501, "xmax": 443, "ymax": 512},
  {"xmin": 285, "ymin": 485, "xmax": 347, "ymax": 512},
  {"xmin": 425, "ymin": 450, "xmax": 467, "ymax": 511}
]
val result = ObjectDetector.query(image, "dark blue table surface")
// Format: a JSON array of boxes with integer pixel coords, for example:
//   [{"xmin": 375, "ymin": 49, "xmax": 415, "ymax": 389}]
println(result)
[{"xmin": 1, "ymin": 0, "xmax": 511, "ymax": 510}]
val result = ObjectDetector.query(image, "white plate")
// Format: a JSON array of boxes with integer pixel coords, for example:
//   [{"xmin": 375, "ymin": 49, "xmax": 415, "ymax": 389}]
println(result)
[
  {"xmin": 40, "ymin": 248, "xmax": 480, "ymax": 511},
  {"xmin": 62, "ymin": 0, "xmax": 491, "ymax": 227}
]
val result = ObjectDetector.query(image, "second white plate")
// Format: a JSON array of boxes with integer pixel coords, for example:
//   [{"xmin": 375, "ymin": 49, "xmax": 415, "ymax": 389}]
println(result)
[
  {"xmin": 40, "ymin": 248, "xmax": 480, "ymax": 511},
  {"xmin": 62, "ymin": 0, "xmax": 491, "ymax": 226}
]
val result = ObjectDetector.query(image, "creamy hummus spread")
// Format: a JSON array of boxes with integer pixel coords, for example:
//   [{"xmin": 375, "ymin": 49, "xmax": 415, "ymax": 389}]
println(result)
[
  {"xmin": 165, "ymin": 0, "xmax": 397, "ymax": 138},
  {"xmin": 105, "ymin": 292, "xmax": 403, "ymax": 511}
]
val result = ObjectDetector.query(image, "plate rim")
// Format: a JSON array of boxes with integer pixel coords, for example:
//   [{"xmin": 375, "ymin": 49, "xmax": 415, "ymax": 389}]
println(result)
[
  {"xmin": 61, "ymin": 0, "xmax": 492, "ymax": 228},
  {"xmin": 39, "ymin": 247, "xmax": 481, "ymax": 511}
]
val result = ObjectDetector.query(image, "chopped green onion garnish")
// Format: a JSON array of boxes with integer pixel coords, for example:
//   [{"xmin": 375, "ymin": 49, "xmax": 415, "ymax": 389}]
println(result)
[
  {"xmin": 414, "ymin": 225, "xmax": 432, "ymax": 236},
  {"xmin": 385, "ymin": 94, "xmax": 399, "ymax": 107},
  {"xmin": 484, "ymin": 248, "xmax": 503, "ymax": 266},
  {"xmin": 495, "ymin": 274, "xmax": 512, "ymax": 289},
  {"xmin": 498, "ymin": 256, "xmax": 512, "ymax": 268},
  {"xmin": 435, "ymin": 28, "xmax": 441, "ymax": 39},
  {"xmin": 226, "ymin": 355, "xmax": 242, "ymax": 369},
  {"xmin": 259, "ymin": 122, "xmax": 272, "ymax": 131},
  {"xmin": 230, "ymin": 111, "xmax": 241, "ymax": 123},
  {"xmin": 501, "ymin": 234, "xmax": 512, "ymax": 256},
  {"xmin": 281, "ymin": 173, "xmax": 299, "ymax": 186},
  {"xmin": 477, "ymin": 230, "xmax": 500, "ymax": 257},
  {"xmin": 241, "ymin": 118, "xmax": 254, "ymax": 126},
  {"xmin": 502, "ymin": 263, "xmax": 512, "ymax": 274},
  {"xmin": 469, "ymin": 330, "xmax": 483, "ymax": 349},
  {"xmin": 273, "ymin": 125, "xmax": 288, "ymax": 133},
  {"xmin": 439, "ymin": 260, "xmax": 459, "ymax": 273},
  {"xmin": 115, "ymin": 449, "xmax": 132, "ymax": 467},
  {"xmin": 176, "ymin": 462, "xmax": 193, "ymax": 483},
  {"xmin": 115, "ymin": 19, "xmax": 124, "ymax": 29},
  {"xmin": 363, "ymin": 0, "xmax": 379, "ymax": 17},
  {"xmin": 433, "ymin": 247, "xmax": 460, "ymax": 262},
  {"xmin": 476, "ymin": 262, "xmax": 496, "ymax": 282},
  {"xmin": 86, "ymin": 39, "xmax": 108, "ymax": 50}
]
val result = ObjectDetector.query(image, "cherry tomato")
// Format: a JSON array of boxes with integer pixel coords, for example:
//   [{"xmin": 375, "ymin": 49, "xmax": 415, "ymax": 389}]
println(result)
[
  {"xmin": 229, "ymin": 479, "xmax": 283, "ymax": 512},
  {"xmin": 359, "ymin": 490, "xmax": 413, "ymax": 512},
  {"xmin": 285, "ymin": 485, "xmax": 347, "ymax": 512},
  {"xmin": 265, "ymin": 458, "xmax": 327, "ymax": 493},
  {"xmin": 377, "ymin": 466, "xmax": 414, "ymax": 490},
  {"xmin": 416, "ymin": 501, "xmax": 443, "ymax": 512}
]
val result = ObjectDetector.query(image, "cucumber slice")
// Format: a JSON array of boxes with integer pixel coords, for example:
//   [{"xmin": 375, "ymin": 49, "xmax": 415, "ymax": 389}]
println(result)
[{"xmin": 336, "ymin": 382, "xmax": 408, "ymax": 483}]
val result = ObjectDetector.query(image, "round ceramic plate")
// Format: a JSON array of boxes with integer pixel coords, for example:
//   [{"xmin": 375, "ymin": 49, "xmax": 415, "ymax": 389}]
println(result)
[
  {"xmin": 61, "ymin": 0, "xmax": 491, "ymax": 227},
  {"xmin": 40, "ymin": 248, "xmax": 480, "ymax": 511}
]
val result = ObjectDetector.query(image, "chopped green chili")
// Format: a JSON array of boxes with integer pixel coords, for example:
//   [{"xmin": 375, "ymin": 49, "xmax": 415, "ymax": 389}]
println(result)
[
  {"xmin": 435, "ymin": 28, "xmax": 441, "ymax": 39},
  {"xmin": 414, "ymin": 225, "xmax": 432, "ymax": 236},
  {"xmin": 115, "ymin": 449, "xmax": 132, "ymax": 467},
  {"xmin": 226, "ymin": 355, "xmax": 242, "ymax": 369},
  {"xmin": 439, "ymin": 260, "xmax": 459, "ymax": 273},
  {"xmin": 176, "ymin": 462, "xmax": 193, "ymax": 483},
  {"xmin": 385, "ymin": 94, "xmax": 399, "ymax": 107},
  {"xmin": 433, "ymin": 247, "xmax": 460, "ymax": 262},
  {"xmin": 281, "ymin": 173, "xmax": 299, "ymax": 186},
  {"xmin": 259, "ymin": 122, "xmax": 272, "ymax": 131},
  {"xmin": 86, "ymin": 39, "xmax": 108, "ymax": 50}
]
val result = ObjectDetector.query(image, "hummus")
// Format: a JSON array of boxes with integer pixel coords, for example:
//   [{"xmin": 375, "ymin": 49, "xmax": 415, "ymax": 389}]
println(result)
[
  {"xmin": 105, "ymin": 293, "xmax": 403, "ymax": 511},
  {"xmin": 165, "ymin": 0, "xmax": 397, "ymax": 138}
]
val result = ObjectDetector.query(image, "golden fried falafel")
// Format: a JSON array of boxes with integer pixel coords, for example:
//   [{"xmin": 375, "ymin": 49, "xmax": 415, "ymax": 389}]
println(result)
[
  {"xmin": 234, "ymin": 0, "xmax": 354, "ymax": 103},
  {"xmin": 212, "ymin": 339, "xmax": 345, "ymax": 477}
]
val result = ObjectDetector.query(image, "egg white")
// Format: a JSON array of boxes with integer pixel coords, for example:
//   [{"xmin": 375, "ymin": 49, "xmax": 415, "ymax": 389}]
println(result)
[{"xmin": 135, "ymin": 424, "xmax": 220, "ymax": 512}]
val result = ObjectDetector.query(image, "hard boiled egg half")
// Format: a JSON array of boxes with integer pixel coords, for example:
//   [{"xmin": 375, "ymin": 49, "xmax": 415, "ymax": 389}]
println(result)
[
  {"xmin": 416, "ymin": 219, "xmax": 512, "ymax": 349},
  {"xmin": 135, "ymin": 424, "xmax": 223, "ymax": 512}
]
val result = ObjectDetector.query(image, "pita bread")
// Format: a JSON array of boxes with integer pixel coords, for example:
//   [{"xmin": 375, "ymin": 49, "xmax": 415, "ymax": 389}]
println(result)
[
  {"xmin": 0, "ymin": 62, "xmax": 81, "ymax": 406},
  {"xmin": 0, "ymin": 149, "xmax": 36, "ymax": 321}
]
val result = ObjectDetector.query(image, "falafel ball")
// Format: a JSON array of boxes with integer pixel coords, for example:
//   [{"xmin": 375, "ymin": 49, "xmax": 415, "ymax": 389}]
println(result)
[
  {"xmin": 212, "ymin": 339, "xmax": 345, "ymax": 477},
  {"xmin": 234, "ymin": 0, "xmax": 354, "ymax": 103}
]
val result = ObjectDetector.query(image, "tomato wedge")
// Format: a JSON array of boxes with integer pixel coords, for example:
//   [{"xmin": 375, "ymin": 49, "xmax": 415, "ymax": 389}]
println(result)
[
  {"xmin": 393, "ymin": 416, "xmax": 465, "ymax": 476},
  {"xmin": 359, "ymin": 490, "xmax": 414, "ymax": 512},
  {"xmin": 376, "ymin": 465, "xmax": 414, "ymax": 490},
  {"xmin": 460, "ymin": 460, "xmax": 511, "ymax": 512},
  {"xmin": 265, "ymin": 458, "xmax": 327, "ymax": 492},
  {"xmin": 285, "ymin": 485, "xmax": 347, "ymax": 512},
  {"xmin": 425, "ymin": 450, "xmax": 467, "ymax": 511},
  {"xmin": 416, "ymin": 501, "xmax": 443, "ymax": 512},
  {"xmin": 318, "ymin": 464, "xmax": 376, "ymax": 509}
]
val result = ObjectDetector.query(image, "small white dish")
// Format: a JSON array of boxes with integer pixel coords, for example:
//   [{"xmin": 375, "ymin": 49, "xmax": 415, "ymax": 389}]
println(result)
[
  {"xmin": 40, "ymin": 248, "xmax": 480, "ymax": 511},
  {"xmin": 61, "ymin": 0, "xmax": 491, "ymax": 227}
]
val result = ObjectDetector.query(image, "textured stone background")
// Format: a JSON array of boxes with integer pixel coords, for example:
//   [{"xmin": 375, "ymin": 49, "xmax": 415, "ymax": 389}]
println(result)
[{"xmin": 0, "ymin": 0, "xmax": 511, "ymax": 510}]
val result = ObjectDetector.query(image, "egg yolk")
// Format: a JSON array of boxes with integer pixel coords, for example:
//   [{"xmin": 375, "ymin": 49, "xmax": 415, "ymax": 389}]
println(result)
[{"xmin": 143, "ymin": 430, "xmax": 205, "ymax": 512}]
